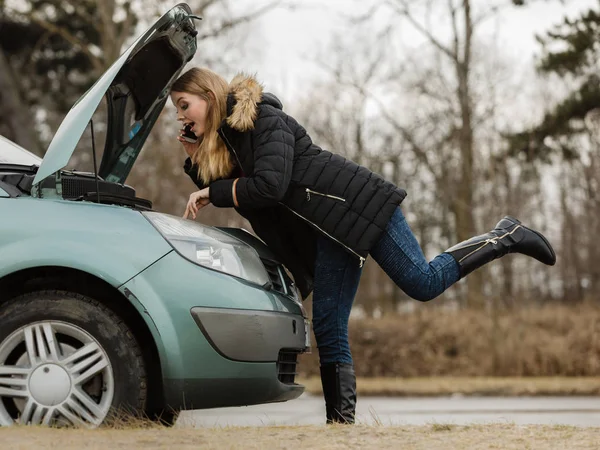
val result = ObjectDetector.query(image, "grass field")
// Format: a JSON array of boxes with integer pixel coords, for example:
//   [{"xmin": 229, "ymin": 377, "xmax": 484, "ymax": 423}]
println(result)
[
  {"xmin": 298, "ymin": 305, "xmax": 600, "ymax": 378},
  {"xmin": 2, "ymin": 424, "xmax": 599, "ymax": 449},
  {"xmin": 298, "ymin": 376, "xmax": 600, "ymax": 396}
]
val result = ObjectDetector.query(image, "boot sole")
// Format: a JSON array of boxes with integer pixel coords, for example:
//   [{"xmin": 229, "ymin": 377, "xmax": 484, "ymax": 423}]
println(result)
[{"xmin": 505, "ymin": 216, "xmax": 557, "ymax": 266}]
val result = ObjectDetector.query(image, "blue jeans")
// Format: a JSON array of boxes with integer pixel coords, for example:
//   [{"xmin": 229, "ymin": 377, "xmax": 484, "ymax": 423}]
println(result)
[{"xmin": 312, "ymin": 207, "xmax": 461, "ymax": 365}]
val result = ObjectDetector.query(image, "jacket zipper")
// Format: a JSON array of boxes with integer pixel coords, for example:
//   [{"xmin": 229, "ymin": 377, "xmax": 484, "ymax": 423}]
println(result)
[
  {"xmin": 218, "ymin": 127, "xmax": 365, "ymax": 268},
  {"xmin": 280, "ymin": 203, "xmax": 365, "ymax": 268},
  {"xmin": 305, "ymin": 188, "xmax": 346, "ymax": 202},
  {"xmin": 218, "ymin": 128, "xmax": 245, "ymax": 172}
]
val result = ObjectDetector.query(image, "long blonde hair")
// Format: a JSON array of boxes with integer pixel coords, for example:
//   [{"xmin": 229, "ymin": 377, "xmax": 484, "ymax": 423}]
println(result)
[{"xmin": 172, "ymin": 67, "xmax": 234, "ymax": 183}]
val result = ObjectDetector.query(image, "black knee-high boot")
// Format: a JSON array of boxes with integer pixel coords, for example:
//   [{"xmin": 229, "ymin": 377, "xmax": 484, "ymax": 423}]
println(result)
[
  {"xmin": 319, "ymin": 363, "xmax": 357, "ymax": 424},
  {"xmin": 445, "ymin": 216, "xmax": 556, "ymax": 278}
]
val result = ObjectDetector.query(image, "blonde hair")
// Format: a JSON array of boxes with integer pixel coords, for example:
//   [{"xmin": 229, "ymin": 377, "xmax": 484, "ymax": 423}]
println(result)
[{"xmin": 172, "ymin": 67, "xmax": 234, "ymax": 183}]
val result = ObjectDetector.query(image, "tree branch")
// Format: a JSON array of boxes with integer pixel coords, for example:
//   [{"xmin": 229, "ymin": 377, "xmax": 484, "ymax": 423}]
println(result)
[
  {"xmin": 115, "ymin": 2, "xmax": 136, "ymax": 64},
  {"xmin": 346, "ymin": 2, "xmax": 383, "ymax": 24},
  {"xmin": 472, "ymin": 1, "xmax": 509, "ymax": 28},
  {"xmin": 412, "ymin": 76, "xmax": 457, "ymax": 113},
  {"xmin": 65, "ymin": 0, "xmax": 97, "ymax": 29},
  {"xmin": 463, "ymin": 0, "xmax": 473, "ymax": 69},
  {"xmin": 367, "ymin": 89, "xmax": 438, "ymax": 178},
  {"xmin": 196, "ymin": 1, "xmax": 280, "ymax": 40},
  {"xmin": 11, "ymin": 9, "xmax": 103, "ymax": 72},
  {"xmin": 387, "ymin": 0, "xmax": 458, "ymax": 63},
  {"xmin": 195, "ymin": 0, "xmax": 222, "ymax": 13},
  {"xmin": 448, "ymin": 0, "xmax": 460, "ymax": 58}
]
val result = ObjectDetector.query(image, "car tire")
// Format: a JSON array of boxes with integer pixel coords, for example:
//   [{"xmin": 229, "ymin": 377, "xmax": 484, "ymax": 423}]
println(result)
[{"xmin": 0, "ymin": 290, "xmax": 147, "ymax": 427}]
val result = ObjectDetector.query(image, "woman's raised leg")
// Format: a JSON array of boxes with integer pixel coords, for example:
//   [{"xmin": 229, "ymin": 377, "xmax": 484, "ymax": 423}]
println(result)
[
  {"xmin": 370, "ymin": 208, "xmax": 556, "ymax": 302},
  {"xmin": 370, "ymin": 208, "xmax": 460, "ymax": 302}
]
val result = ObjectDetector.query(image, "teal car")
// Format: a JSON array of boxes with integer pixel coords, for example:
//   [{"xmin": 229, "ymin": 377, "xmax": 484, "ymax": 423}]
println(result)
[{"xmin": 0, "ymin": 4, "xmax": 309, "ymax": 427}]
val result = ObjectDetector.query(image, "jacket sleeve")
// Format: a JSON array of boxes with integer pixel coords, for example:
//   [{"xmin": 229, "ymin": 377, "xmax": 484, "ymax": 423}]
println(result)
[
  {"xmin": 209, "ymin": 111, "xmax": 294, "ymax": 208},
  {"xmin": 183, "ymin": 157, "xmax": 208, "ymax": 190}
]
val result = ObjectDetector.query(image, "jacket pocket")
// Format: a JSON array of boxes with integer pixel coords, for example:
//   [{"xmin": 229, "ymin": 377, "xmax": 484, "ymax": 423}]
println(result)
[{"xmin": 305, "ymin": 188, "xmax": 346, "ymax": 202}]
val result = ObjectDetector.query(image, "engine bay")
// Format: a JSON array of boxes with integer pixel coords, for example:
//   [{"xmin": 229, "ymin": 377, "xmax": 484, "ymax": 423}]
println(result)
[{"xmin": 0, "ymin": 164, "xmax": 152, "ymax": 209}]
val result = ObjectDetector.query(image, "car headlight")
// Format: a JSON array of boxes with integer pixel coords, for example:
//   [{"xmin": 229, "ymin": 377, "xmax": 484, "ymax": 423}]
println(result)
[{"xmin": 143, "ymin": 212, "xmax": 270, "ymax": 287}]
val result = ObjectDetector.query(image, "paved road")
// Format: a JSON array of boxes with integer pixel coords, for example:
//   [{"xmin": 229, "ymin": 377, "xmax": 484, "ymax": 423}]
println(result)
[{"xmin": 178, "ymin": 395, "xmax": 600, "ymax": 427}]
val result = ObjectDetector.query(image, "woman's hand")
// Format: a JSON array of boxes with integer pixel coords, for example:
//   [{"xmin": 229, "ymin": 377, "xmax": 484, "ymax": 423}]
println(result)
[
  {"xmin": 183, "ymin": 188, "xmax": 211, "ymax": 219},
  {"xmin": 177, "ymin": 127, "xmax": 199, "ymax": 158}
]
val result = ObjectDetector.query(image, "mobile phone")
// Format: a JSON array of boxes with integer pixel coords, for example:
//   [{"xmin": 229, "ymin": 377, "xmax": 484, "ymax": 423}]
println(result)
[{"xmin": 181, "ymin": 124, "xmax": 198, "ymax": 143}]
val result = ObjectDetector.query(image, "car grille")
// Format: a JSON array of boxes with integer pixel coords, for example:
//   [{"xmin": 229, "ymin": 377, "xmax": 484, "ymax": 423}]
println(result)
[
  {"xmin": 277, "ymin": 350, "xmax": 299, "ymax": 384},
  {"xmin": 262, "ymin": 259, "xmax": 287, "ymax": 295}
]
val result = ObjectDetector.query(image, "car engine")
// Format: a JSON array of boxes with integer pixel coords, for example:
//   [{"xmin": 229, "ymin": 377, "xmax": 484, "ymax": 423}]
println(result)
[{"xmin": 0, "ymin": 164, "xmax": 152, "ymax": 209}]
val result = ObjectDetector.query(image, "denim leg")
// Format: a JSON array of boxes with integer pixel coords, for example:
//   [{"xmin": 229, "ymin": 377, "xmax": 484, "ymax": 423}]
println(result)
[
  {"xmin": 370, "ymin": 208, "xmax": 460, "ymax": 302},
  {"xmin": 312, "ymin": 235, "xmax": 363, "ymax": 365}
]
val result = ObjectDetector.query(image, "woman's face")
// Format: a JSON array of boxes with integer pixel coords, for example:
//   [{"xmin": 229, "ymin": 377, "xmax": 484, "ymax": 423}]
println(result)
[{"xmin": 170, "ymin": 91, "xmax": 209, "ymax": 137}]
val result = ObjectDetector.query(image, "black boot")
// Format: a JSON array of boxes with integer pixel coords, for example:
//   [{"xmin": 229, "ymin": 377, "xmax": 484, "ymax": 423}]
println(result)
[
  {"xmin": 446, "ymin": 216, "xmax": 556, "ymax": 279},
  {"xmin": 319, "ymin": 363, "xmax": 357, "ymax": 424}
]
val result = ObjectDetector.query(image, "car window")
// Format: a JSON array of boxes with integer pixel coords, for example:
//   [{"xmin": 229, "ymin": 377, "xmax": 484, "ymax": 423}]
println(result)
[{"xmin": 0, "ymin": 136, "xmax": 42, "ymax": 165}]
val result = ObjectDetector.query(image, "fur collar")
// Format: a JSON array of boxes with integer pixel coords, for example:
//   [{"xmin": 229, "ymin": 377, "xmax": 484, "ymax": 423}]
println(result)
[{"xmin": 226, "ymin": 73, "xmax": 264, "ymax": 132}]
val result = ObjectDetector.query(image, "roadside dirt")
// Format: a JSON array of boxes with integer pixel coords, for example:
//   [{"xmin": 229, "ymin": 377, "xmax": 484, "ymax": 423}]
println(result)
[{"xmin": 2, "ymin": 424, "xmax": 599, "ymax": 449}]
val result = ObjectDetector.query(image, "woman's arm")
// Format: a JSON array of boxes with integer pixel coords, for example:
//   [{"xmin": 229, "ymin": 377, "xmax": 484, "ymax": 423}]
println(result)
[
  {"xmin": 183, "ymin": 157, "xmax": 208, "ymax": 190},
  {"xmin": 209, "ymin": 110, "xmax": 294, "ymax": 209}
]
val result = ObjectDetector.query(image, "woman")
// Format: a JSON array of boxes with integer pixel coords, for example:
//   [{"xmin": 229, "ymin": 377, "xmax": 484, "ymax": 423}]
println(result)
[{"xmin": 170, "ymin": 67, "xmax": 556, "ymax": 424}]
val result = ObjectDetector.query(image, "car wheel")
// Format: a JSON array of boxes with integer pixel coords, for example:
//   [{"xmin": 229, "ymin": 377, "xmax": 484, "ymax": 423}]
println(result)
[{"xmin": 0, "ymin": 291, "xmax": 147, "ymax": 427}]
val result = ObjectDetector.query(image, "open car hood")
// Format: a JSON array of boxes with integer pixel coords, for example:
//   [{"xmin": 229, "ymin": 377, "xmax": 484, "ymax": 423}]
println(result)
[{"xmin": 33, "ymin": 3, "xmax": 198, "ymax": 186}]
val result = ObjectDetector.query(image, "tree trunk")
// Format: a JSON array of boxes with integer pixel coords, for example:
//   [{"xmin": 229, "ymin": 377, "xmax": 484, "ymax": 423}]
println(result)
[
  {"xmin": 453, "ymin": 0, "xmax": 481, "ymax": 307},
  {"xmin": 0, "ymin": 47, "xmax": 41, "ymax": 154}
]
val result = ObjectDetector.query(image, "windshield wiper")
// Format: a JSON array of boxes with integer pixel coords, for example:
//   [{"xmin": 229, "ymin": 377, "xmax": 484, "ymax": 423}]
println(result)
[
  {"xmin": 75, "ymin": 192, "xmax": 152, "ymax": 210},
  {"xmin": 0, "ymin": 164, "xmax": 39, "ymax": 174}
]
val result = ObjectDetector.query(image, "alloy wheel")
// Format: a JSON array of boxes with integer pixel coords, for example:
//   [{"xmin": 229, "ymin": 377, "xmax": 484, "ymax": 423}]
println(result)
[{"xmin": 0, "ymin": 321, "xmax": 115, "ymax": 427}]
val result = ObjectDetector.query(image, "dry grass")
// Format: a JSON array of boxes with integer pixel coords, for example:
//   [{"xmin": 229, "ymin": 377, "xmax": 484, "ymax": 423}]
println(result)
[
  {"xmin": 298, "ymin": 376, "xmax": 600, "ymax": 396},
  {"xmin": 1, "ymin": 424, "xmax": 599, "ymax": 449},
  {"xmin": 299, "ymin": 305, "xmax": 600, "ymax": 377}
]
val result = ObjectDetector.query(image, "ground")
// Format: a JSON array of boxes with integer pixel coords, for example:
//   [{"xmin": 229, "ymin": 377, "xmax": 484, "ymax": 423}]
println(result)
[{"xmin": 1, "ymin": 424, "xmax": 599, "ymax": 449}]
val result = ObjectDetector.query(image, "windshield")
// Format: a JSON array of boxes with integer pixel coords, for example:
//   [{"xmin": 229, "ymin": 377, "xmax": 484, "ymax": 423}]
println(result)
[{"xmin": 0, "ymin": 135, "xmax": 42, "ymax": 166}]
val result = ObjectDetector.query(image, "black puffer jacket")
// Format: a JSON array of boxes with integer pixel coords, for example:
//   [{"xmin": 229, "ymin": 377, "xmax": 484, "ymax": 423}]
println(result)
[{"xmin": 184, "ymin": 74, "xmax": 407, "ymax": 298}]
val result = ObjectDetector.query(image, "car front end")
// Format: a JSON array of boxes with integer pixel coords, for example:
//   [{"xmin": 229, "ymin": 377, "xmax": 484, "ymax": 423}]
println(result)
[{"xmin": 120, "ymin": 211, "xmax": 310, "ymax": 410}]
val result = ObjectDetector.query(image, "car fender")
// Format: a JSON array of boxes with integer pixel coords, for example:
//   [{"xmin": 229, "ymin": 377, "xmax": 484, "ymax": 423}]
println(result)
[
  {"xmin": 0, "ymin": 198, "xmax": 172, "ymax": 285},
  {"xmin": 0, "ymin": 237, "xmax": 171, "ymax": 287}
]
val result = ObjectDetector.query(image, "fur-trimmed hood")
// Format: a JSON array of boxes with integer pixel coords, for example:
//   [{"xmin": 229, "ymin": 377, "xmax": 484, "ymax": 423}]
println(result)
[{"xmin": 225, "ymin": 73, "xmax": 282, "ymax": 132}]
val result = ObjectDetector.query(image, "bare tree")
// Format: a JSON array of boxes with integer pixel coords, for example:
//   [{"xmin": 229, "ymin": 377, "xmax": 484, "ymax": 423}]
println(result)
[{"xmin": 0, "ymin": 47, "xmax": 41, "ymax": 152}]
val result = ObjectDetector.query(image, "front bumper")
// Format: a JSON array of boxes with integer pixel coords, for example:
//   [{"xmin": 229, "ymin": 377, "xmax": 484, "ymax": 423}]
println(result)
[
  {"xmin": 179, "ymin": 307, "xmax": 309, "ymax": 409},
  {"xmin": 191, "ymin": 307, "xmax": 309, "ymax": 362},
  {"xmin": 163, "ymin": 371, "xmax": 305, "ymax": 410},
  {"xmin": 181, "ymin": 308, "xmax": 310, "ymax": 409}
]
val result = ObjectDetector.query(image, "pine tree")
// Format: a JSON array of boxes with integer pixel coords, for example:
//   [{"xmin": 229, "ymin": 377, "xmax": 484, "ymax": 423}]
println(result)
[{"xmin": 507, "ymin": 6, "xmax": 600, "ymax": 160}]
